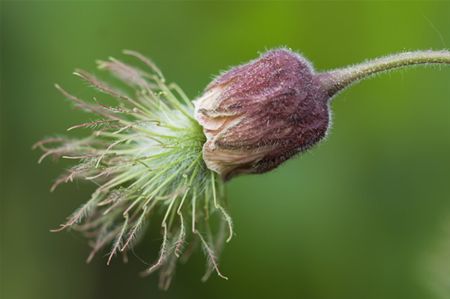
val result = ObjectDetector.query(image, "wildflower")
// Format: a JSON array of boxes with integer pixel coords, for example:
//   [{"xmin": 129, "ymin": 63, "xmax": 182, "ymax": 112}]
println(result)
[
  {"xmin": 35, "ymin": 50, "xmax": 233, "ymax": 290},
  {"xmin": 36, "ymin": 48, "xmax": 450, "ymax": 289}
]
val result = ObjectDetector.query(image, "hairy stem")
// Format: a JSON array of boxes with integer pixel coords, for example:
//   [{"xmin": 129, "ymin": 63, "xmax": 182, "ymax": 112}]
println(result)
[{"xmin": 318, "ymin": 50, "xmax": 450, "ymax": 97}]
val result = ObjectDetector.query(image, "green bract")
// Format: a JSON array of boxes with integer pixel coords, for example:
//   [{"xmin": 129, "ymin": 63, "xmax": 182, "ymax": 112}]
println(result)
[{"xmin": 34, "ymin": 51, "xmax": 233, "ymax": 289}]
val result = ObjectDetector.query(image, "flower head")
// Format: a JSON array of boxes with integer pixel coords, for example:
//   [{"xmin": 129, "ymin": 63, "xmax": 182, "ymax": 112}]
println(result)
[
  {"xmin": 195, "ymin": 49, "xmax": 330, "ymax": 180},
  {"xmin": 35, "ymin": 50, "xmax": 233, "ymax": 289}
]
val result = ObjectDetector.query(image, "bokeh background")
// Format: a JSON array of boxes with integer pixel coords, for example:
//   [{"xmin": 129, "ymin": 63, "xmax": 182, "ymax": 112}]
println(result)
[{"xmin": 2, "ymin": 1, "xmax": 450, "ymax": 299}]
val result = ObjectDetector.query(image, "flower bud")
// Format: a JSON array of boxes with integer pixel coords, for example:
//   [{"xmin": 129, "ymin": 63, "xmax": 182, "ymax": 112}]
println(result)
[{"xmin": 195, "ymin": 49, "xmax": 331, "ymax": 180}]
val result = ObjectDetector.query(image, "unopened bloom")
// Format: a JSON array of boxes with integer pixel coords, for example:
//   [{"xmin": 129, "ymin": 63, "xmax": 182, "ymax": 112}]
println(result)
[
  {"xmin": 195, "ymin": 48, "xmax": 450, "ymax": 180},
  {"xmin": 195, "ymin": 49, "xmax": 329, "ymax": 180}
]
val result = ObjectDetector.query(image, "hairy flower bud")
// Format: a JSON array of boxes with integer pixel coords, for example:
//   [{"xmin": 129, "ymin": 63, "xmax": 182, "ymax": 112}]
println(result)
[
  {"xmin": 195, "ymin": 49, "xmax": 330, "ymax": 180},
  {"xmin": 195, "ymin": 48, "xmax": 450, "ymax": 180}
]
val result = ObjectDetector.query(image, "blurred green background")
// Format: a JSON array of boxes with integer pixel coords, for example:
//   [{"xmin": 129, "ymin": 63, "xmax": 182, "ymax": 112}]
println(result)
[{"xmin": 1, "ymin": 1, "xmax": 450, "ymax": 299}]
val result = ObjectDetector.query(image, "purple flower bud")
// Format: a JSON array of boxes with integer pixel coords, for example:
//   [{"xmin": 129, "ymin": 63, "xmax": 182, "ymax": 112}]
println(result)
[
  {"xmin": 195, "ymin": 49, "xmax": 331, "ymax": 180},
  {"xmin": 195, "ymin": 48, "xmax": 450, "ymax": 180}
]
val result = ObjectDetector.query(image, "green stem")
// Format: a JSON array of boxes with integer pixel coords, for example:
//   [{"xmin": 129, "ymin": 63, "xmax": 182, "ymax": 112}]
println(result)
[{"xmin": 319, "ymin": 50, "xmax": 450, "ymax": 97}]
